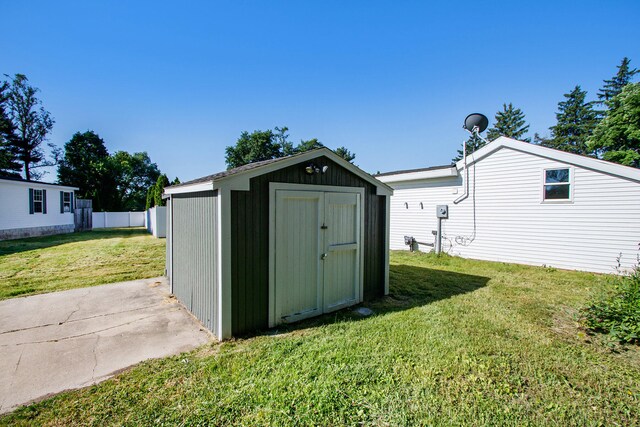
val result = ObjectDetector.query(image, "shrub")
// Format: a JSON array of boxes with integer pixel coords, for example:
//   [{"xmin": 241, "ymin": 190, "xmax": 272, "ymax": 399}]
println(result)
[{"xmin": 582, "ymin": 269, "xmax": 640, "ymax": 344}]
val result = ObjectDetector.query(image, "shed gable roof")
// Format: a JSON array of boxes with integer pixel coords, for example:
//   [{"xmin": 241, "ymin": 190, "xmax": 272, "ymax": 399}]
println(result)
[{"xmin": 165, "ymin": 148, "xmax": 393, "ymax": 195}]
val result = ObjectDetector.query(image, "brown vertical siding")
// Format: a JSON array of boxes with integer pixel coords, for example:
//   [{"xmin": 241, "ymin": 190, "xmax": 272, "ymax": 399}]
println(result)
[{"xmin": 231, "ymin": 156, "xmax": 386, "ymax": 335}]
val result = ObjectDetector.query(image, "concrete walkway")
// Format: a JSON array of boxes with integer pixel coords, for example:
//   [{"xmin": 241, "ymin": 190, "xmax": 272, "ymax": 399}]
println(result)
[{"xmin": 0, "ymin": 277, "xmax": 211, "ymax": 414}]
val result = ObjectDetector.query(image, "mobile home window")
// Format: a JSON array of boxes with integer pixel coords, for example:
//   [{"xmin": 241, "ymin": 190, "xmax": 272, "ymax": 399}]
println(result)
[
  {"xmin": 33, "ymin": 189, "xmax": 44, "ymax": 213},
  {"xmin": 63, "ymin": 192, "xmax": 71, "ymax": 212},
  {"xmin": 543, "ymin": 168, "xmax": 570, "ymax": 200}
]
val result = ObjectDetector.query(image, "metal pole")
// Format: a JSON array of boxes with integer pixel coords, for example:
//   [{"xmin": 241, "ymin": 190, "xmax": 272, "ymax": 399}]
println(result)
[{"xmin": 435, "ymin": 217, "xmax": 442, "ymax": 254}]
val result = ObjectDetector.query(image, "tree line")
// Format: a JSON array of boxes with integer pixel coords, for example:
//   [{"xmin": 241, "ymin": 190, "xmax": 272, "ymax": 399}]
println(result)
[
  {"xmin": 2, "ymin": 58, "xmax": 636, "ymax": 212},
  {"xmin": 224, "ymin": 126, "xmax": 356, "ymax": 169},
  {"xmin": 453, "ymin": 57, "xmax": 639, "ymax": 167},
  {"xmin": 0, "ymin": 74, "xmax": 173, "ymax": 211}
]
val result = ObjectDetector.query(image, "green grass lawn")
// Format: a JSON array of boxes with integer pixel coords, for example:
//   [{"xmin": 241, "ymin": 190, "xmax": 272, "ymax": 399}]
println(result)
[
  {"xmin": 2, "ymin": 251, "xmax": 639, "ymax": 426},
  {"xmin": 0, "ymin": 228, "xmax": 165, "ymax": 300}
]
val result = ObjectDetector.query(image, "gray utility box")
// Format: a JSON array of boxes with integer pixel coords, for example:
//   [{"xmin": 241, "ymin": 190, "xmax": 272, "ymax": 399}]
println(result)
[{"xmin": 436, "ymin": 205, "xmax": 449, "ymax": 219}]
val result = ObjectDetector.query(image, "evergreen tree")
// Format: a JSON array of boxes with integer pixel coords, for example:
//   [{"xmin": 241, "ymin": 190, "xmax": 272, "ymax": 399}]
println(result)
[
  {"xmin": 597, "ymin": 57, "xmax": 638, "ymax": 105},
  {"xmin": 296, "ymin": 138, "xmax": 325, "ymax": 153},
  {"xmin": 334, "ymin": 146, "xmax": 356, "ymax": 163},
  {"xmin": 153, "ymin": 174, "xmax": 170, "ymax": 207},
  {"xmin": 171, "ymin": 177, "xmax": 180, "ymax": 185},
  {"xmin": 5, "ymin": 74, "xmax": 55, "ymax": 180},
  {"xmin": 539, "ymin": 85, "xmax": 599, "ymax": 156},
  {"xmin": 0, "ymin": 81, "xmax": 21, "ymax": 177},
  {"xmin": 145, "ymin": 185, "xmax": 155, "ymax": 210},
  {"xmin": 486, "ymin": 103, "xmax": 530, "ymax": 142},
  {"xmin": 589, "ymin": 83, "xmax": 640, "ymax": 167},
  {"xmin": 452, "ymin": 134, "xmax": 486, "ymax": 163}
]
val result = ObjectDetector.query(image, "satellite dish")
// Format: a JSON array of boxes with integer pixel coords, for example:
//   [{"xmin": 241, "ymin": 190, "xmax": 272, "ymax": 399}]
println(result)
[{"xmin": 463, "ymin": 113, "xmax": 489, "ymax": 134}]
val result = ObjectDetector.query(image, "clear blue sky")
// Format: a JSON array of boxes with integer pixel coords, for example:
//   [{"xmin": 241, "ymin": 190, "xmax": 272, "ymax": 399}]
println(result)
[{"xmin": 3, "ymin": 1, "xmax": 639, "ymax": 182}]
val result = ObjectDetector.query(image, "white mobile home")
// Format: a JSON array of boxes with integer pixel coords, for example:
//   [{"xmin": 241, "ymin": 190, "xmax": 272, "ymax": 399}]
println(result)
[
  {"xmin": 377, "ymin": 137, "xmax": 640, "ymax": 274},
  {"xmin": 0, "ymin": 177, "xmax": 78, "ymax": 240}
]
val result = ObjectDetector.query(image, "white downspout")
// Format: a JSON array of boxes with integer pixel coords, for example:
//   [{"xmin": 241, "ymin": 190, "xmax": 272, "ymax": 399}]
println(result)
[{"xmin": 453, "ymin": 140, "xmax": 469, "ymax": 205}]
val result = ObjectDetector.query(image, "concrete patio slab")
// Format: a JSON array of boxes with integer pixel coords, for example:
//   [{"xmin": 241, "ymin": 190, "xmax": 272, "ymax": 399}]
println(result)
[{"xmin": 0, "ymin": 277, "xmax": 211, "ymax": 414}]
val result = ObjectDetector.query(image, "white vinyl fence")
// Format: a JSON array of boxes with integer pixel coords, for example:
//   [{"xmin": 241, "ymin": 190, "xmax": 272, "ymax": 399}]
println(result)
[
  {"xmin": 145, "ymin": 206, "xmax": 166, "ymax": 238},
  {"xmin": 92, "ymin": 211, "xmax": 145, "ymax": 229}
]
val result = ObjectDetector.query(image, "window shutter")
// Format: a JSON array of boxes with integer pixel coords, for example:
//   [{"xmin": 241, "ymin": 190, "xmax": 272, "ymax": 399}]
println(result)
[
  {"xmin": 60, "ymin": 191, "xmax": 64, "ymax": 213},
  {"xmin": 70, "ymin": 193, "xmax": 74, "ymax": 213},
  {"xmin": 42, "ymin": 189, "xmax": 47, "ymax": 214},
  {"xmin": 29, "ymin": 188, "xmax": 34, "ymax": 214}
]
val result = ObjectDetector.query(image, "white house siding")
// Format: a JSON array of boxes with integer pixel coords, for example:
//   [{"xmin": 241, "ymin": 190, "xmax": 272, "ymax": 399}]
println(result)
[
  {"xmin": 388, "ymin": 147, "xmax": 640, "ymax": 274},
  {"xmin": 0, "ymin": 180, "xmax": 76, "ymax": 239}
]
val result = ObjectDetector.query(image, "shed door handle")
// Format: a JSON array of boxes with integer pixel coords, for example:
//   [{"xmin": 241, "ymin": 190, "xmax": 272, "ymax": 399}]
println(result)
[{"xmin": 321, "ymin": 253, "xmax": 328, "ymax": 260}]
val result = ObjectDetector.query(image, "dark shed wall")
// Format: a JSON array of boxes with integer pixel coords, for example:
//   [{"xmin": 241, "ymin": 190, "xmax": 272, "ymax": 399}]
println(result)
[
  {"xmin": 231, "ymin": 156, "xmax": 387, "ymax": 335},
  {"xmin": 172, "ymin": 191, "xmax": 219, "ymax": 335}
]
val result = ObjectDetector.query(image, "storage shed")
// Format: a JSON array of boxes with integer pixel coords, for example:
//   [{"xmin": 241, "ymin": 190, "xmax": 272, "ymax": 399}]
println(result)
[{"xmin": 164, "ymin": 148, "xmax": 393, "ymax": 340}]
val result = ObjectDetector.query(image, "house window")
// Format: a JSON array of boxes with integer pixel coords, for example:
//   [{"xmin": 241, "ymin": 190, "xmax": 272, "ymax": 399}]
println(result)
[
  {"xmin": 33, "ymin": 189, "xmax": 44, "ymax": 213},
  {"xmin": 63, "ymin": 192, "xmax": 71, "ymax": 212},
  {"xmin": 543, "ymin": 168, "xmax": 571, "ymax": 200}
]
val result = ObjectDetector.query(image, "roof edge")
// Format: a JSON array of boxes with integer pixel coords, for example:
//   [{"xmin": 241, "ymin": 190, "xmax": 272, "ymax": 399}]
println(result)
[
  {"xmin": 456, "ymin": 136, "xmax": 640, "ymax": 183},
  {"xmin": 0, "ymin": 176, "xmax": 79, "ymax": 190},
  {"xmin": 165, "ymin": 148, "xmax": 393, "ymax": 196}
]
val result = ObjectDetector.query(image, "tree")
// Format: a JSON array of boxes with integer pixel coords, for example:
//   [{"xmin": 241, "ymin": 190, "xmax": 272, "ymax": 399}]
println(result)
[
  {"xmin": 153, "ymin": 174, "xmax": 170, "ymax": 207},
  {"xmin": 171, "ymin": 177, "xmax": 180, "ymax": 185},
  {"xmin": 5, "ymin": 74, "xmax": 55, "ymax": 180},
  {"xmin": 145, "ymin": 185, "xmax": 155, "ymax": 210},
  {"xmin": 225, "ymin": 129, "xmax": 283, "ymax": 169},
  {"xmin": 452, "ymin": 134, "xmax": 486, "ymax": 163},
  {"xmin": 111, "ymin": 151, "xmax": 161, "ymax": 211},
  {"xmin": 597, "ymin": 57, "xmax": 638, "ymax": 105},
  {"xmin": 589, "ymin": 83, "xmax": 640, "ymax": 167},
  {"xmin": 57, "ymin": 131, "xmax": 119, "ymax": 212},
  {"xmin": 539, "ymin": 85, "xmax": 599, "ymax": 156},
  {"xmin": 295, "ymin": 138, "xmax": 325, "ymax": 153},
  {"xmin": 0, "ymin": 82, "xmax": 21, "ymax": 177},
  {"xmin": 486, "ymin": 103, "xmax": 530, "ymax": 142},
  {"xmin": 225, "ymin": 126, "xmax": 357, "ymax": 167},
  {"xmin": 334, "ymin": 146, "xmax": 356, "ymax": 162}
]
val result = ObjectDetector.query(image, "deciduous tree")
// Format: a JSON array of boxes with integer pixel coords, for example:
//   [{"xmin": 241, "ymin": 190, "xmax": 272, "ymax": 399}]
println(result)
[
  {"xmin": 589, "ymin": 83, "xmax": 640, "ymax": 167},
  {"xmin": 225, "ymin": 126, "xmax": 356, "ymax": 167},
  {"xmin": 225, "ymin": 129, "xmax": 283, "ymax": 169},
  {"xmin": 111, "ymin": 151, "xmax": 161, "ymax": 211},
  {"xmin": 57, "ymin": 131, "xmax": 118, "ymax": 211}
]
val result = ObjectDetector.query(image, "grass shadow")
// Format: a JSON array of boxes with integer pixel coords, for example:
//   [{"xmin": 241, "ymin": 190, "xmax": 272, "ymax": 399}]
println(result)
[
  {"xmin": 0, "ymin": 228, "xmax": 153, "ymax": 256},
  {"xmin": 247, "ymin": 263, "xmax": 490, "ymax": 339}
]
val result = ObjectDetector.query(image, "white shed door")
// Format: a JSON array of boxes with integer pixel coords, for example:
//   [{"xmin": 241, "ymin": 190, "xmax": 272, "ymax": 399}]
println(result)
[
  {"xmin": 274, "ymin": 190, "xmax": 361, "ymax": 325},
  {"xmin": 275, "ymin": 191, "xmax": 323, "ymax": 324},
  {"xmin": 323, "ymin": 192, "xmax": 360, "ymax": 312}
]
